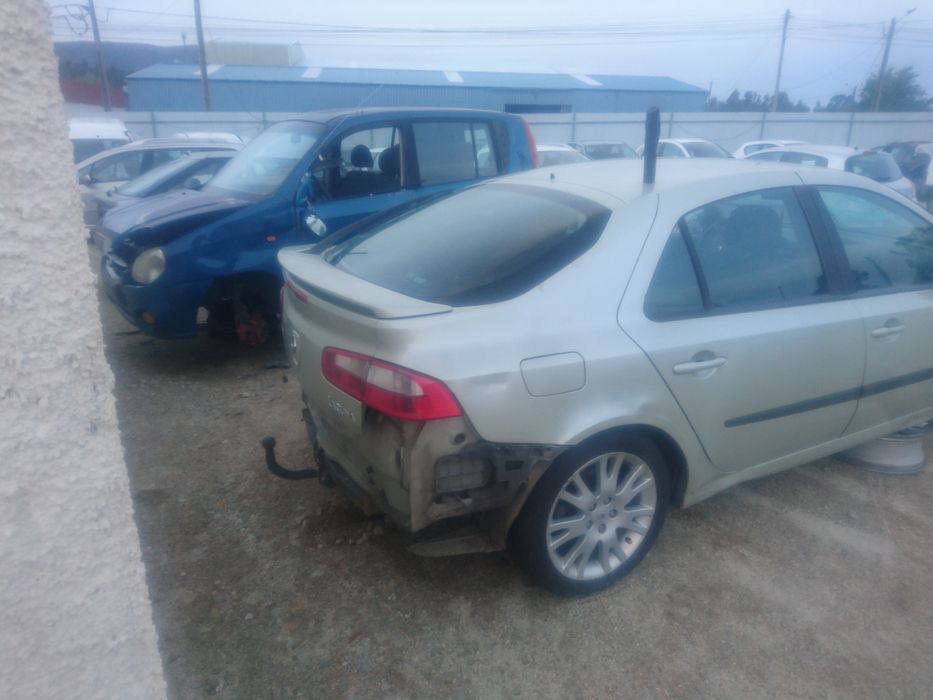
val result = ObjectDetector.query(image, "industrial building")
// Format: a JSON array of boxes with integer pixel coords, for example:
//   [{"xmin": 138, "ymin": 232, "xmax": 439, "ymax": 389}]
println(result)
[{"xmin": 125, "ymin": 64, "xmax": 708, "ymax": 113}]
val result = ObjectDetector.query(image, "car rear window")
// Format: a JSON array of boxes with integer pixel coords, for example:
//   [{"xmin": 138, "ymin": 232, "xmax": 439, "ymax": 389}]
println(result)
[
  {"xmin": 324, "ymin": 184, "xmax": 610, "ymax": 306},
  {"xmin": 683, "ymin": 141, "xmax": 731, "ymax": 158},
  {"xmin": 846, "ymin": 152, "xmax": 902, "ymax": 183}
]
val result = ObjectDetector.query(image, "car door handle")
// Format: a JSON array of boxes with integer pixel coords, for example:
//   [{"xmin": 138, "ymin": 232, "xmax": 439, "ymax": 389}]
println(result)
[
  {"xmin": 871, "ymin": 324, "xmax": 905, "ymax": 338},
  {"xmin": 672, "ymin": 357, "xmax": 727, "ymax": 375}
]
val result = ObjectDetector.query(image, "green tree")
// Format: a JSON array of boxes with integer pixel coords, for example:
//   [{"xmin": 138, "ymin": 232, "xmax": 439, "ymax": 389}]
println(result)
[{"xmin": 857, "ymin": 66, "xmax": 931, "ymax": 111}]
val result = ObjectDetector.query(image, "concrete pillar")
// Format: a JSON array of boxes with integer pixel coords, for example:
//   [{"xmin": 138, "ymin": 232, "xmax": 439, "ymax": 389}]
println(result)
[{"xmin": 0, "ymin": 3, "xmax": 166, "ymax": 698}]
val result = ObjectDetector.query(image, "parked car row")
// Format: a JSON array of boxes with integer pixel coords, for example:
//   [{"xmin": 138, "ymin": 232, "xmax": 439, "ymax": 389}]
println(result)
[
  {"xmin": 84, "ymin": 110, "xmax": 933, "ymax": 595},
  {"xmin": 96, "ymin": 108, "xmax": 539, "ymax": 343}
]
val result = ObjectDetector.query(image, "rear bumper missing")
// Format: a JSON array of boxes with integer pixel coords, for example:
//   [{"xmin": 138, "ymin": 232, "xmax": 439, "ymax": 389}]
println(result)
[{"xmin": 300, "ymin": 403, "xmax": 563, "ymax": 551}]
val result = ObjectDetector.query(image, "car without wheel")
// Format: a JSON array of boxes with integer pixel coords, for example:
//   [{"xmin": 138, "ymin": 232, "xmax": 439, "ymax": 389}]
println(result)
[
  {"xmin": 278, "ymin": 157, "xmax": 933, "ymax": 595},
  {"xmin": 98, "ymin": 108, "xmax": 539, "ymax": 342}
]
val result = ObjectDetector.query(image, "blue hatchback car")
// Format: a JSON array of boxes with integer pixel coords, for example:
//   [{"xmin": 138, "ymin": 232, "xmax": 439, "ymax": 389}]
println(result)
[{"xmin": 99, "ymin": 108, "xmax": 539, "ymax": 342}]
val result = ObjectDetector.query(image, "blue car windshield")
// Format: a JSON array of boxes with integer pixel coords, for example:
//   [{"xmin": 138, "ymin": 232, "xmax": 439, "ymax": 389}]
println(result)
[{"xmin": 207, "ymin": 121, "xmax": 325, "ymax": 197}]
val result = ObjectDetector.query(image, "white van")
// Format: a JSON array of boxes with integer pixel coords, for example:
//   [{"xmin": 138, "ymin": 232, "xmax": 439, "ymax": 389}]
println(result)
[{"xmin": 69, "ymin": 118, "xmax": 133, "ymax": 163}]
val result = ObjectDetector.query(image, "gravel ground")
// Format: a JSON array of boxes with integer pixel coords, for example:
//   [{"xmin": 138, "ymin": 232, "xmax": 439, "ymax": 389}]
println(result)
[{"xmin": 99, "ymin": 287, "xmax": 933, "ymax": 700}]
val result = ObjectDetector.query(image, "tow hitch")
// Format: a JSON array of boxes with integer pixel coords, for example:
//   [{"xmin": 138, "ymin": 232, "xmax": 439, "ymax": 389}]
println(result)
[{"xmin": 260, "ymin": 436, "xmax": 319, "ymax": 480}]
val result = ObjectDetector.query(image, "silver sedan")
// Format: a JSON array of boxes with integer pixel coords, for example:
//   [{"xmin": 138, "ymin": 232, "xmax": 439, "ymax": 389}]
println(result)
[{"xmin": 279, "ymin": 159, "xmax": 933, "ymax": 595}]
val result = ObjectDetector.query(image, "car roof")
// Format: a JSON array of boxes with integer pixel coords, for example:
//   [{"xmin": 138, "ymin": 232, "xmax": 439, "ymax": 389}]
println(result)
[
  {"xmin": 758, "ymin": 144, "xmax": 861, "ymax": 158},
  {"xmin": 76, "ymin": 138, "xmax": 240, "ymax": 168},
  {"xmin": 660, "ymin": 138, "xmax": 714, "ymax": 144},
  {"xmin": 68, "ymin": 117, "xmax": 129, "ymax": 140},
  {"xmin": 180, "ymin": 149, "xmax": 239, "ymax": 160},
  {"xmin": 283, "ymin": 106, "xmax": 521, "ymax": 126},
  {"xmin": 538, "ymin": 143, "xmax": 580, "ymax": 151},
  {"xmin": 498, "ymin": 158, "xmax": 888, "ymax": 206}
]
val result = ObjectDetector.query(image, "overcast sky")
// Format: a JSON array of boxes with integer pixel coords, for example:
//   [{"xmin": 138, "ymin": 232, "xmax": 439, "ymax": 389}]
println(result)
[{"xmin": 49, "ymin": 0, "xmax": 933, "ymax": 106}]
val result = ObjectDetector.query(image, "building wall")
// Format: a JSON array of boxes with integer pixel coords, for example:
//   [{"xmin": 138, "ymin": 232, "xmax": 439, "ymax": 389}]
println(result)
[
  {"xmin": 126, "ymin": 78, "xmax": 707, "ymax": 113},
  {"xmin": 0, "ymin": 3, "xmax": 166, "ymax": 699}
]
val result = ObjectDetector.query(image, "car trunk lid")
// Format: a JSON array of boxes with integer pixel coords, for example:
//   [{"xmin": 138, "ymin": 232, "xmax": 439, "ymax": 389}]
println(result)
[{"xmin": 279, "ymin": 246, "xmax": 453, "ymax": 321}]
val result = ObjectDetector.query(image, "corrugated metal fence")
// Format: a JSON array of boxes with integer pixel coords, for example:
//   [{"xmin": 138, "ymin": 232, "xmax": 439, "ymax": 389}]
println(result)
[{"xmin": 83, "ymin": 109, "xmax": 933, "ymax": 153}]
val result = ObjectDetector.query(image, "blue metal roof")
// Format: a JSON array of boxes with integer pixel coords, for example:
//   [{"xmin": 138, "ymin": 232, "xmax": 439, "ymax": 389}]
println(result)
[{"xmin": 128, "ymin": 64, "xmax": 706, "ymax": 94}]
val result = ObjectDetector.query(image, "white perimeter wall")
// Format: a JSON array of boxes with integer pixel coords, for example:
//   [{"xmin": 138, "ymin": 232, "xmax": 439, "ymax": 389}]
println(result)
[
  {"xmin": 0, "ymin": 3, "xmax": 166, "ymax": 699},
  {"xmin": 65, "ymin": 103, "xmax": 933, "ymax": 152}
]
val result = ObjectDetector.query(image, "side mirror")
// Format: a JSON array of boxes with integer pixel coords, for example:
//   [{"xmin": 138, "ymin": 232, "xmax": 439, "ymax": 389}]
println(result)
[
  {"xmin": 184, "ymin": 177, "xmax": 204, "ymax": 191},
  {"xmin": 79, "ymin": 171, "xmax": 92, "ymax": 185},
  {"xmin": 304, "ymin": 212, "xmax": 327, "ymax": 238}
]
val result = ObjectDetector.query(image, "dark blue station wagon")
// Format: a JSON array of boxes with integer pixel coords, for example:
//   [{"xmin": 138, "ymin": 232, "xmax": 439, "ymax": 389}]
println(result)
[{"xmin": 99, "ymin": 108, "xmax": 539, "ymax": 342}]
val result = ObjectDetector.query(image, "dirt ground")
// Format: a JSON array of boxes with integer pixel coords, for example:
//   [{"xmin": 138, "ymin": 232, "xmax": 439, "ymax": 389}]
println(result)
[{"xmin": 99, "ymin": 286, "xmax": 933, "ymax": 700}]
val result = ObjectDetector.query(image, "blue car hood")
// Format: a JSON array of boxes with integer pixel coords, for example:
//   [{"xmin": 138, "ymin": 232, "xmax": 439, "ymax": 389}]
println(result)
[{"xmin": 101, "ymin": 188, "xmax": 252, "ymax": 246}]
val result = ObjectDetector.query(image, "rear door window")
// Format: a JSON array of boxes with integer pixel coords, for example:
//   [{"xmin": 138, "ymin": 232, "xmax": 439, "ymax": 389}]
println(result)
[
  {"xmin": 817, "ymin": 186, "xmax": 933, "ymax": 290},
  {"xmin": 680, "ymin": 188, "xmax": 827, "ymax": 310},
  {"xmin": 644, "ymin": 228, "xmax": 705, "ymax": 320},
  {"xmin": 325, "ymin": 184, "xmax": 610, "ymax": 305},
  {"xmin": 412, "ymin": 122, "xmax": 499, "ymax": 186}
]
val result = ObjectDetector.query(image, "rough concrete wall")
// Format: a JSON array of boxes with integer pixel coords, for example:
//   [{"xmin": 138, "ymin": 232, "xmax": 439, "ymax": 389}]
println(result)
[{"xmin": 0, "ymin": 3, "xmax": 166, "ymax": 698}]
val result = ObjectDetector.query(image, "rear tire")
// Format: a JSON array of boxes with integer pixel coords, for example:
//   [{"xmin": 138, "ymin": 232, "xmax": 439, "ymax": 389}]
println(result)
[{"xmin": 511, "ymin": 435, "xmax": 669, "ymax": 596}]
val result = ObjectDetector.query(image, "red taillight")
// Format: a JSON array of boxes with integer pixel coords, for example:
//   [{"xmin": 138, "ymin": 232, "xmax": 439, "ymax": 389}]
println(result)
[
  {"xmin": 522, "ymin": 118, "xmax": 540, "ymax": 168},
  {"xmin": 321, "ymin": 347, "xmax": 462, "ymax": 421}
]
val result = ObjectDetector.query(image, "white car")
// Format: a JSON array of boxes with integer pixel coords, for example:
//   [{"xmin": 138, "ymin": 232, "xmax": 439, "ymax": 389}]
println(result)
[
  {"xmin": 747, "ymin": 145, "xmax": 916, "ymax": 200},
  {"xmin": 537, "ymin": 144, "xmax": 590, "ymax": 167},
  {"xmin": 76, "ymin": 137, "xmax": 240, "ymax": 229},
  {"xmin": 637, "ymin": 138, "xmax": 732, "ymax": 159},
  {"xmin": 69, "ymin": 117, "xmax": 132, "ymax": 164},
  {"xmin": 733, "ymin": 140, "xmax": 807, "ymax": 158},
  {"xmin": 278, "ymin": 158, "xmax": 933, "ymax": 595}
]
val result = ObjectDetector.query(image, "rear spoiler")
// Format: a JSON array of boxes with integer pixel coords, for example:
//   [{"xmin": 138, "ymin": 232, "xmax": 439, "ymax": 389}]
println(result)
[{"xmin": 278, "ymin": 247, "xmax": 453, "ymax": 320}]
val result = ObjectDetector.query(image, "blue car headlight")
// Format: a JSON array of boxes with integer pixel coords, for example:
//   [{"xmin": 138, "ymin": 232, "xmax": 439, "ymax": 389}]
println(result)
[{"xmin": 131, "ymin": 248, "xmax": 166, "ymax": 284}]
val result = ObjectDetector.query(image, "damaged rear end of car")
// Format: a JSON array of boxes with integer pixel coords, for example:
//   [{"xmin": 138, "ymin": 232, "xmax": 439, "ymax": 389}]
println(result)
[{"xmin": 279, "ymin": 250, "xmax": 561, "ymax": 553}]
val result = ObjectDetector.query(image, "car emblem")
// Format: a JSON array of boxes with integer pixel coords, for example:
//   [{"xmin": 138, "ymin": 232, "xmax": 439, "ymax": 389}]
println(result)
[{"xmin": 327, "ymin": 396, "xmax": 355, "ymax": 422}]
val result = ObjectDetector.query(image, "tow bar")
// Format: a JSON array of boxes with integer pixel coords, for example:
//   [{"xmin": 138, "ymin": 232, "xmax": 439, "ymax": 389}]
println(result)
[{"xmin": 260, "ymin": 436, "xmax": 319, "ymax": 480}]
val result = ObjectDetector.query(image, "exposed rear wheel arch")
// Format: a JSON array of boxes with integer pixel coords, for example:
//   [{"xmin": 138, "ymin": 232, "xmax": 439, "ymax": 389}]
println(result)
[{"xmin": 201, "ymin": 272, "xmax": 282, "ymax": 345}]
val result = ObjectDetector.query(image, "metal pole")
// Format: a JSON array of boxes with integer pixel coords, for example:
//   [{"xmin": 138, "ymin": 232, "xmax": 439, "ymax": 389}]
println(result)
[
  {"xmin": 872, "ymin": 18, "xmax": 896, "ymax": 112},
  {"xmin": 771, "ymin": 9, "xmax": 790, "ymax": 113},
  {"xmin": 194, "ymin": 0, "xmax": 211, "ymax": 111},
  {"xmin": 87, "ymin": 0, "xmax": 112, "ymax": 111}
]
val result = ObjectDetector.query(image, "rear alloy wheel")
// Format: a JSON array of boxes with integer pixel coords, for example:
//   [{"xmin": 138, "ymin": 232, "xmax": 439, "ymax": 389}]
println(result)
[{"xmin": 514, "ymin": 437, "xmax": 668, "ymax": 596}]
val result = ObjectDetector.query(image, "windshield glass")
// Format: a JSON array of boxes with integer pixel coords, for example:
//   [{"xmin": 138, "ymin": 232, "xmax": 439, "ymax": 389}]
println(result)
[
  {"xmin": 539, "ymin": 149, "xmax": 589, "ymax": 166},
  {"xmin": 846, "ymin": 152, "xmax": 902, "ymax": 183},
  {"xmin": 324, "ymin": 184, "xmax": 610, "ymax": 306},
  {"xmin": 585, "ymin": 143, "xmax": 636, "ymax": 159},
  {"xmin": 684, "ymin": 141, "xmax": 731, "ymax": 158},
  {"xmin": 207, "ymin": 121, "xmax": 325, "ymax": 197},
  {"xmin": 118, "ymin": 157, "xmax": 195, "ymax": 197}
]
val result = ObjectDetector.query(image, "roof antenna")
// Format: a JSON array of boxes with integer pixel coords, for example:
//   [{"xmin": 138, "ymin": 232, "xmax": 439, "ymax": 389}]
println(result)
[{"xmin": 643, "ymin": 106, "xmax": 661, "ymax": 189}]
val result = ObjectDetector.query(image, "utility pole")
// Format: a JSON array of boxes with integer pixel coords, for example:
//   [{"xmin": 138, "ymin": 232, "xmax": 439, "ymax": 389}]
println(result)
[
  {"xmin": 873, "ymin": 9, "xmax": 915, "ymax": 112},
  {"xmin": 872, "ymin": 18, "xmax": 897, "ymax": 112},
  {"xmin": 86, "ymin": 0, "xmax": 112, "ymax": 111},
  {"xmin": 771, "ymin": 9, "xmax": 790, "ymax": 113},
  {"xmin": 194, "ymin": 0, "xmax": 211, "ymax": 111}
]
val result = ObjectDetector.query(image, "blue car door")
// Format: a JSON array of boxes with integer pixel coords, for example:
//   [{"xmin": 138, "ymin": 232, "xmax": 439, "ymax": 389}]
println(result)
[{"xmin": 307, "ymin": 123, "xmax": 421, "ymax": 234}]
